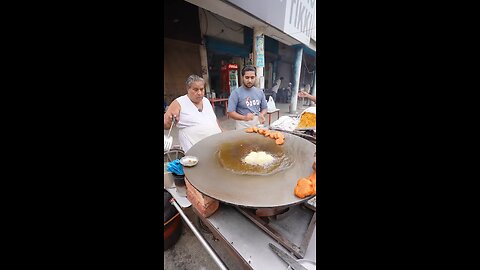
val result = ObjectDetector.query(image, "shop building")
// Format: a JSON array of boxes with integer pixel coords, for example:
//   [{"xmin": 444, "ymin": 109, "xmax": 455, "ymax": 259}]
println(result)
[{"xmin": 165, "ymin": 0, "xmax": 316, "ymax": 112}]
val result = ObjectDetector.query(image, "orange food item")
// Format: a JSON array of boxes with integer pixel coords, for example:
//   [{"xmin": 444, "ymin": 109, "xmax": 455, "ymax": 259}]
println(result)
[
  {"xmin": 274, "ymin": 132, "xmax": 284, "ymax": 140},
  {"xmin": 294, "ymin": 178, "xmax": 314, "ymax": 199},
  {"xmin": 297, "ymin": 112, "xmax": 316, "ymax": 129},
  {"xmin": 308, "ymin": 171, "xmax": 316, "ymax": 194},
  {"xmin": 294, "ymin": 170, "xmax": 317, "ymax": 199},
  {"xmin": 247, "ymin": 128, "xmax": 286, "ymax": 143}
]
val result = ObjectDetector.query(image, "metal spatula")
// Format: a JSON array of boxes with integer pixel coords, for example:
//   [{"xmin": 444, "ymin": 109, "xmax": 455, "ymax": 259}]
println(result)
[{"xmin": 164, "ymin": 117, "xmax": 175, "ymax": 152}]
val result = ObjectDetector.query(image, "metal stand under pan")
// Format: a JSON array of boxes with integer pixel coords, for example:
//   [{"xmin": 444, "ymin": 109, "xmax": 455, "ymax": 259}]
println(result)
[{"xmin": 235, "ymin": 204, "xmax": 316, "ymax": 259}]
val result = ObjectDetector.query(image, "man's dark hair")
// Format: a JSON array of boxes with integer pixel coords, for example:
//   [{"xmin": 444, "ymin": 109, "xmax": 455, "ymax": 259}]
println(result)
[
  {"xmin": 280, "ymin": 77, "xmax": 284, "ymax": 80},
  {"xmin": 241, "ymin": 65, "xmax": 256, "ymax": 76}
]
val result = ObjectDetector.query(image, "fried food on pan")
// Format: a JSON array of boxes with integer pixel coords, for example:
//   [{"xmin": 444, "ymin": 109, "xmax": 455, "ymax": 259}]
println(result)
[
  {"xmin": 245, "ymin": 128, "xmax": 286, "ymax": 144},
  {"xmin": 294, "ymin": 170, "xmax": 317, "ymax": 199},
  {"xmin": 275, "ymin": 132, "xmax": 284, "ymax": 140},
  {"xmin": 308, "ymin": 171, "xmax": 316, "ymax": 194},
  {"xmin": 294, "ymin": 178, "xmax": 314, "ymax": 199}
]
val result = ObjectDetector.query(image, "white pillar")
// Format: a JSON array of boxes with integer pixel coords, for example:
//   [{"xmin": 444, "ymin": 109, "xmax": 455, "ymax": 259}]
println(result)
[
  {"xmin": 253, "ymin": 26, "xmax": 265, "ymax": 89},
  {"xmin": 199, "ymin": 43, "xmax": 211, "ymax": 94},
  {"xmin": 290, "ymin": 46, "xmax": 303, "ymax": 113},
  {"xmin": 198, "ymin": 8, "xmax": 211, "ymax": 94}
]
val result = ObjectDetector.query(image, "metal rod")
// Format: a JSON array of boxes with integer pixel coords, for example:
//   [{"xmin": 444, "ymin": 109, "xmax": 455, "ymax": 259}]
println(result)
[
  {"xmin": 236, "ymin": 206, "xmax": 304, "ymax": 259},
  {"xmin": 167, "ymin": 117, "xmax": 175, "ymax": 138},
  {"xmin": 170, "ymin": 198, "xmax": 228, "ymax": 270}
]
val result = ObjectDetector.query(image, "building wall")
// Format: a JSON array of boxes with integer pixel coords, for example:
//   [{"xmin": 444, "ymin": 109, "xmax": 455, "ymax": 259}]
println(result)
[
  {"xmin": 199, "ymin": 9, "xmax": 244, "ymax": 45},
  {"xmin": 164, "ymin": 0, "xmax": 201, "ymax": 44},
  {"xmin": 300, "ymin": 53, "xmax": 316, "ymax": 88},
  {"xmin": 278, "ymin": 42, "xmax": 295, "ymax": 63},
  {"xmin": 276, "ymin": 43, "xmax": 296, "ymax": 88},
  {"xmin": 199, "ymin": 8, "xmax": 246, "ymax": 96},
  {"xmin": 278, "ymin": 62, "xmax": 293, "ymax": 88},
  {"xmin": 191, "ymin": 6, "xmax": 314, "ymax": 96},
  {"xmin": 164, "ymin": 38, "xmax": 202, "ymax": 104},
  {"xmin": 226, "ymin": 0, "xmax": 316, "ymax": 47}
]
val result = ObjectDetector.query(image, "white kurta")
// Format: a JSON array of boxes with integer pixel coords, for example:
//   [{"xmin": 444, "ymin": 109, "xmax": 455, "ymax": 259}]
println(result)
[{"xmin": 175, "ymin": 95, "xmax": 221, "ymax": 153}]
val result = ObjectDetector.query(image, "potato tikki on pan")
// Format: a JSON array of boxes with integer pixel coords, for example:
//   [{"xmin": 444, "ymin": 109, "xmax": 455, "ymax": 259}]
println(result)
[
  {"xmin": 294, "ymin": 166, "xmax": 316, "ymax": 198},
  {"xmin": 245, "ymin": 127, "xmax": 285, "ymax": 145},
  {"xmin": 246, "ymin": 125, "xmax": 316, "ymax": 198}
]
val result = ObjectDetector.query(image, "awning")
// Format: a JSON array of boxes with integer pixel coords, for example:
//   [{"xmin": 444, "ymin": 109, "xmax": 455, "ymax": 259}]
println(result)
[{"xmin": 204, "ymin": 36, "xmax": 250, "ymax": 57}]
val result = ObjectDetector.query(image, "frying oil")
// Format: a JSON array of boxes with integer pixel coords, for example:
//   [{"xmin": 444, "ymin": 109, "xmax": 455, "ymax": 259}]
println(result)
[{"xmin": 217, "ymin": 139, "xmax": 292, "ymax": 175}]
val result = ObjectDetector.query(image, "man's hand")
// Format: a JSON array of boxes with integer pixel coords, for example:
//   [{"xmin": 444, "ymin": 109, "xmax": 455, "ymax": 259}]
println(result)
[
  {"xmin": 164, "ymin": 111, "xmax": 179, "ymax": 128},
  {"xmin": 163, "ymin": 100, "xmax": 181, "ymax": 129},
  {"xmin": 298, "ymin": 90, "xmax": 308, "ymax": 98},
  {"xmin": 258, "ymin": 114, "xmax": 265, "ymax": 124},
  {"xmin": 298, "ymin": 90, "xmax": 316, "ymax": 102},
  {"xmin": 244, "ymin": 113, "xmax": 255, "ymax": 121}
]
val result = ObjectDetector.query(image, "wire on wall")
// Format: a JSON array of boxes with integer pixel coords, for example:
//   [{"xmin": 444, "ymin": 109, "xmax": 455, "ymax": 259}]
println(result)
[{"xmin": 208, "ymin": 10, "xmax": 244, "ymax": 32}]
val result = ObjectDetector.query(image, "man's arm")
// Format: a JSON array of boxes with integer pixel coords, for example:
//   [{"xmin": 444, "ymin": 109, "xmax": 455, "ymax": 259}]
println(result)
[
  {"xmin": 164, "ymin": 100, "xmax": 181, "ymax": 129},
  {"xmin": 227, "ymin": 91, "xmax": 244, "ymax": 121},
  {"xmin": 258, "ymin": 108, "xmax": 267, "ymax": 124},
  {"xmin": 298, "ymin": 90, "xmax": 316, "ymax": 102},
  {"xmin": 227, "ymin": 111, "xmax": 248, "ymax": 121},
  {"xmin": 258, "ymin": 91, "xmax": 269, "ymax": 124},
  {"xmin": 304, "ymin": 93, "xmax": 316, "ymax": 102}
]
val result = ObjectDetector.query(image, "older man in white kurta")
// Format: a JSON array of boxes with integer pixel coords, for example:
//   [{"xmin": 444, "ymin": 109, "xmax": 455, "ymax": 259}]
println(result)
[{"xmin": 164, "ymin": 75, "xmax": 222, "ymax": 152}]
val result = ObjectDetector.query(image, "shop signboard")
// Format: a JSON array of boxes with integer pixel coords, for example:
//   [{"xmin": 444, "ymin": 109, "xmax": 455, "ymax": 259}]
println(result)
[{"xmin": 227, "ymin": 0, "xmax": 316, "ymax": 45}]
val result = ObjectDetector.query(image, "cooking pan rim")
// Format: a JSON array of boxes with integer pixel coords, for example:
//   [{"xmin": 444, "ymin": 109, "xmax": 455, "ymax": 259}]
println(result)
[{"xmin": 184, "ymin": 130, "xmax": 316, "ymax": 208}]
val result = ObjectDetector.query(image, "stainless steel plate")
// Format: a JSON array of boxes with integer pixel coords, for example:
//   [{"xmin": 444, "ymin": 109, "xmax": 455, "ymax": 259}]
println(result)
[{"xmin": 180, "ymin": 156, "xmax": 199, "ymax": 167}]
